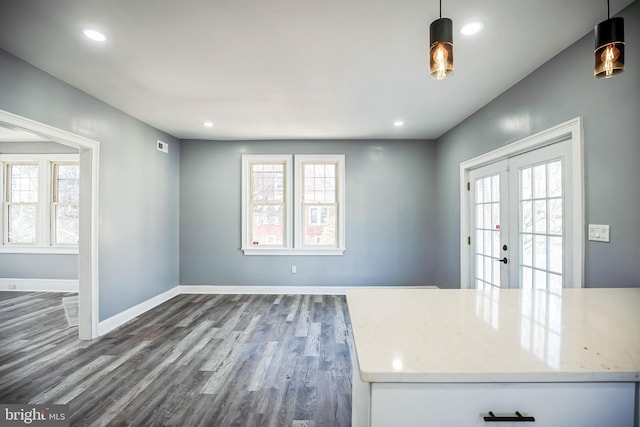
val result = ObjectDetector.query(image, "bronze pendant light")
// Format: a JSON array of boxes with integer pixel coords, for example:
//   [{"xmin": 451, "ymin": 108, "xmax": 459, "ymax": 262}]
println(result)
[
  {"xmin": 594, "ymin": 0, "xmax": 625, "ymax": 78},
  {"xmin": 429, "ymin": 0, "xmax": 453, "ymax": 80}
]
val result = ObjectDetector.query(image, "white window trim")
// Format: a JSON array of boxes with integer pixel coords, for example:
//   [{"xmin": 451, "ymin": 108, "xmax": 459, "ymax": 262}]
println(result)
[
  {"xmin": 459, "ymin": 116, "xmax": 584, "ymax": 289},
  {"xmin": 241, "ymin": 154, "xmax": 293, "ymax": 254},
  {"xmin": 51, "ymin": 161, "xmax": 80, "ymax": 247},
  {"xmin": 0, "ymin": 153, "xmax": 79, "ymax": 254},
  {"xmin": 294, "ymin": 154, "xmax": 346, "ymax": 254},
  {"xmin": 241, "ymin": 154, "xmax": 345, "ymax": 256}
]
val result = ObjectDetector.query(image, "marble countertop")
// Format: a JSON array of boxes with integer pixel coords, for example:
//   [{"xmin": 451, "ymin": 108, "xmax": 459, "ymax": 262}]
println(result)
[{"xmin": 346, "ymin": 287, "xmax": 640, "ymax": 383}]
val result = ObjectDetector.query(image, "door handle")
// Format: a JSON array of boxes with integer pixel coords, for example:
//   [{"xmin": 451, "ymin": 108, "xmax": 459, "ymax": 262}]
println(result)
[{"xmin": 495, "ymin": 257, "xmax": 508, "ymax": 264}]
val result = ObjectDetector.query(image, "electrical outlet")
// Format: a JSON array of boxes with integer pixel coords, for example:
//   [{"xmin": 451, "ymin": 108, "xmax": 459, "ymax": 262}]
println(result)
[
  {"xmin": 8, "ymin": 283, "xmax": 16, "ymax": 289},
  {"xmin": 291, "ymin": 266, "xmax": 297, "ymax": 274}
]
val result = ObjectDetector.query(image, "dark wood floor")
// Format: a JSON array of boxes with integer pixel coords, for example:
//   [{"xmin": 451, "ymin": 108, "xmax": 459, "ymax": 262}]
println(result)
[{"xmin": 0, "ymin": 292, "xmax": 354, "ymax": 426}]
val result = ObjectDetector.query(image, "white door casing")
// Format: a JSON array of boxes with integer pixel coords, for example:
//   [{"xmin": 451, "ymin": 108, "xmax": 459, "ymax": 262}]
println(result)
[
  {"xmin": 460, "ymin": 117, "xmax": 584, "ymax": 289},
  {"xmin": 0, "ymin": 109, "xmax": 100, "ymax": 339}
]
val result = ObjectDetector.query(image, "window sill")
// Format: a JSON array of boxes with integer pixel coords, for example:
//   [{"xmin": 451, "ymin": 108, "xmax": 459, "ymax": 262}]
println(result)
[
  {"xmin": 242, "ymin": 248, "xmax": 345, "ymax": 256},
  {"xmin": 0, "ymin": 246, "xmax": 79, "ymax": 255}
]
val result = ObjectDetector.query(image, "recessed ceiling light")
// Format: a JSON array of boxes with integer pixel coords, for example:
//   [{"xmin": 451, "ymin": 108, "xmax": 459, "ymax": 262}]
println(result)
[
  {"xmin": 461, "ymin": 22, "xmax": 484, "ymax": 36},
  {"xmin": 203, "ymin": 121, "xmax": 214, "ymax": 128},
  {"xmin": 82, "ymin": 28, "xmax": 107, "ymax": 42},
  {"xmin": 394, "ymin": 120, "xmax": 405, "ymax": 127}
]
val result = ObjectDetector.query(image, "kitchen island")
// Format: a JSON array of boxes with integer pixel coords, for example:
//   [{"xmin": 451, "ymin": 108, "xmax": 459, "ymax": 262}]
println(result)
[{"xmin": 347, "ymin": 287, "xmax": 640, "ymax": 426}]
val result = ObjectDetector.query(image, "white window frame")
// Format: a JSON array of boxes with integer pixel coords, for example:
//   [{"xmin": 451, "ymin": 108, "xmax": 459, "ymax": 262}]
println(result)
[
  {"xmin": 242, "ymin": 155, "xmax": 293, "ymax": 254},
  {"xmin": 0, "ymin": 153, "xmax": 79, "ymax": 254},
  {"xmin": 51, "ymin": 161, "xmax": 80, "ymax": 247},
  {"xmin": 4, "ymin": 161, "xmax": 39, "ymax": 245},
  {"xmin": 241, "ymin": 154, "xmax": 345, "ymax": 256},
  {"xmin": 294, "ymin": 154, "xmax": 346, "ymax": 254},
  {"xmin": 459, "ymin": 117, "xmax": 584, "ymax": 289}
]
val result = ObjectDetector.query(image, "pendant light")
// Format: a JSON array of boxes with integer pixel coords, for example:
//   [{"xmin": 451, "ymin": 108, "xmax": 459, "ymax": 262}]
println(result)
[
  {"xmin": 594, "ymin": 0, "xmax": 624, "ymax": 78},
  {"xmin": 429, "ymin": 0, "xmax": 453, "ymax": 80}
]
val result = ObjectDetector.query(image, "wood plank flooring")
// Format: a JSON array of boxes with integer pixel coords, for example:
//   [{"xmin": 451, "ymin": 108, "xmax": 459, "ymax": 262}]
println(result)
[{"xmin": 0, "ymin": 292, "xmax": 354, "ymax": 426}]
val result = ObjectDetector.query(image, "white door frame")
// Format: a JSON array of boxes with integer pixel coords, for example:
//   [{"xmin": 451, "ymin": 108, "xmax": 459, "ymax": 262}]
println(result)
[
  {"xmin": 460, "ymin": 117, "xmax": 584, "ymax": 289},
  {"xmin": 0, "ymin": 109, "xmax": 100, "ymax": 339}
]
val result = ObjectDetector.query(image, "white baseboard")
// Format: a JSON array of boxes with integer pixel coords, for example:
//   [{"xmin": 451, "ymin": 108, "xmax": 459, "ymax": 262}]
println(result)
[
  {"xmin": 180, "ymin": 285, "xmax": 347, "ymax": 295},
  {"xmin": 0, "ymin": 278, "xmax": 78, "ymax": 292},
  {"xmin": 179, "ymin": 284, "xmax": 438, "ymax": 295},
  {"xmin": 97, "ymin": 286, "xmax": 180, "ymax": 337}
]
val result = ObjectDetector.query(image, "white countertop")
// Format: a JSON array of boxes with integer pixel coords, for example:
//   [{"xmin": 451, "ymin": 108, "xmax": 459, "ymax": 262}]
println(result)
[{"xmin": 346, "ymin": 287, "xmax": 640, "ymax": 383}]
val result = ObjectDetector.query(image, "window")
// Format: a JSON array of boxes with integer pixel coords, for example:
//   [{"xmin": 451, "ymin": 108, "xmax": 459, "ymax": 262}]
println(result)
[
  {"xmin": 1, "ymin": 154, "xmax": 79, "ymax": 253},
  {"xmin": 52, "ymin": 163, "xmax": 80, "ymax": 245},
  {"xmin": 242, "ymin": 154, "xmax": 345, "ymax": 255},
  {"xmin": 246, "ymin": 157, "xmax": 290, "ymax": 247},
  {"xmin": 6, "ymin": 163, "xmax": 38, "ymax": 244}
]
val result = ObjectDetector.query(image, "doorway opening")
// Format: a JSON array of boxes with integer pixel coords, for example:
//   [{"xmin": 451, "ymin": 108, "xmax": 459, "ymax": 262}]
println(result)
[{"xmin": 0, "ymin": 109, "xmax": 99, "ymax": 339}]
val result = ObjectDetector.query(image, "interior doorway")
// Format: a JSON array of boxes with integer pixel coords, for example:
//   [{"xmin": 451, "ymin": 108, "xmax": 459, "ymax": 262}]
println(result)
[
  {"xmin": 0, "ymin": 109, "xmax": 99, "ymax": 339},
  {"xmin": 460, "ymin": 117, "xmax": 584, "ymax": 289}
]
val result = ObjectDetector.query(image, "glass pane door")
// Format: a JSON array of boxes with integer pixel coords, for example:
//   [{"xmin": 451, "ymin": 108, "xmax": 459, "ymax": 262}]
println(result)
[
  {"xmin": 518, "ymin": 160, "xmax": 563, "ymax": 291},
  {"xmin": 468, "ymin": 139, "xmax": 573, "ymax": 289},
  {"xmin": 508, "ymin": 140, "xmax": 572, "ymax": 290},
  {"xmin": 469, "ymin": 160, "xmax": 508, "ymax": 289}
]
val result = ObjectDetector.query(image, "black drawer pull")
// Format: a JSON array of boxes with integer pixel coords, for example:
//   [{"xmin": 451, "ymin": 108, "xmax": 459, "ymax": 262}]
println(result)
[{"xmin": 483, "ymin": 411, "xmax": 535, "ymax": 422}]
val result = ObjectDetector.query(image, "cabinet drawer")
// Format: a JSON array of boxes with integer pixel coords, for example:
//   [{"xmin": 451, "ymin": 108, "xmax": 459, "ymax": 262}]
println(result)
[{"xmin": 371, "ymin": 382, "xmax": 635, "ymax": 427}]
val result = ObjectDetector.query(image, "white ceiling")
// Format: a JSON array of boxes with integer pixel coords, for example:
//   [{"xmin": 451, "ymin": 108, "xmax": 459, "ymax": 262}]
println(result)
[{"xmin": 0, "ymin": 0, "xmax": 634, "ymax": 140}]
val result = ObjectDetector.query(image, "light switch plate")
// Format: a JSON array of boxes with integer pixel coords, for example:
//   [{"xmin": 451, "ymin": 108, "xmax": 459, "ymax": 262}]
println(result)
[
  {"xmin": 588, "ymin": 224, "xmax": 610, "ymax": 242},
  {"xmin": 157, "ymin": 140, "xmax": 169, "ymax": 153}
]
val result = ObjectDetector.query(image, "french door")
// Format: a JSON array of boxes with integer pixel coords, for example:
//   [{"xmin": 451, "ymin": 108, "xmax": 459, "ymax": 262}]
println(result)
[
  {"xmin": 469, "ymin": 160, "xmax": 508, "ymax": 289},
  {"xmin": 469, "ymin": 139, "xmax": 573, "ymax": 289}
]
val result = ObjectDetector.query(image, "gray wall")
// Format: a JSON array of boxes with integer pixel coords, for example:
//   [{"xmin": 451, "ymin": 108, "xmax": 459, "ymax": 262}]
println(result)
[
  {"xmin": 0, "ymin": 140, "xmax": 79, "ymax": 280},
  {"xmin": 1, "ymin": 1, "xmax": 637, "ymax": 318},
  {"xmin": 0, "ymin": 50, "xmax": 181, "ymax": 320},
  {"xmin": 180, "ymin": 139, "xmax": 437, "ymax": 287},
  {"xmin": 0, "ymin": 254, "xmax": 78, "ymax": 279},
  {"xmin": 434, "ymin": 1, "xmax": 640, "ymax": 288}
]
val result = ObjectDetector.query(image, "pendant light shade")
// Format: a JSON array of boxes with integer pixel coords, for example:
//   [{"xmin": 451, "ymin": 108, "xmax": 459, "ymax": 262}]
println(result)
[
  {"xmin": 430, "ymin": 17, "xmax": 454, "ymax": 80},
  {"xmin": 594, "ymin": 3, "xmax": 624, "ymax": 78}
]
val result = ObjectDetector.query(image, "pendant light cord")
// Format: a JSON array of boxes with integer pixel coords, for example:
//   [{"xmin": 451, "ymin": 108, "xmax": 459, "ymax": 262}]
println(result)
[
  {"xmin": 440, "ymin": 0, "xmax": 442, "ymax": 18},
  {"xmin": 607, "ymin": 0, "xmax": 610, "ymax": 19}
]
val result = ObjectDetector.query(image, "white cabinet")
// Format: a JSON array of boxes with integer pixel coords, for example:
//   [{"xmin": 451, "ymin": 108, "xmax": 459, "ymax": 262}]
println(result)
[
  {"xmin": 368, "ymin": 382, "xmax": 635, "ymax": 427},
  {"xmin": 347, "ymin": 288, "xmax": 640, "ymax": 427}
]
